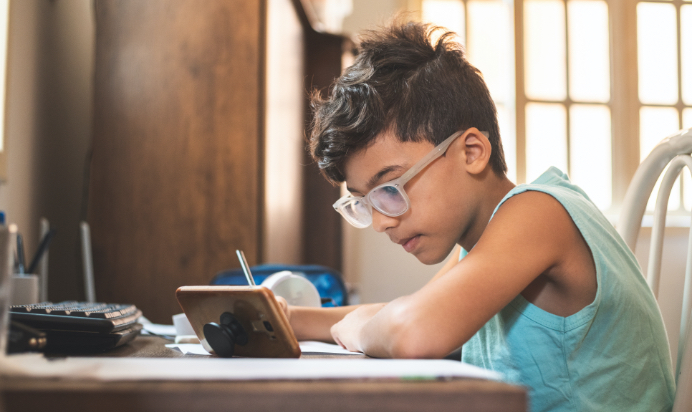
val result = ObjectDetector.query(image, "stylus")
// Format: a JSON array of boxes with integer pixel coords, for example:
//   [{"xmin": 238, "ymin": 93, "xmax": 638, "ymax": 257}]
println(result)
[{"xmin": 236, "ymin": 250, "xmax": 256, "ymax": 286}]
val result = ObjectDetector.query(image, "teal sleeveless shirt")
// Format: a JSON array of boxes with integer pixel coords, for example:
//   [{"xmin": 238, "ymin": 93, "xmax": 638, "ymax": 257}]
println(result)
[{"xmin": 461, "ymin": 167, "xmax": 675, "ymax": 412}]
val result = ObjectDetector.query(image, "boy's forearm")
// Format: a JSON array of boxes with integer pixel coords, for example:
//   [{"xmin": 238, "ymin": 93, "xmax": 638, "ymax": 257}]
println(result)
[
  {"xmin": 357, "ymin": 296, "xmax": 450, "ymax": 359},
  {"xmin": 357, "ymin": 299, "xmax": 409, "ymax": 358},
  {"xmin": 288, "ymin": 305, "xmax": 361, "ymax": 342}
]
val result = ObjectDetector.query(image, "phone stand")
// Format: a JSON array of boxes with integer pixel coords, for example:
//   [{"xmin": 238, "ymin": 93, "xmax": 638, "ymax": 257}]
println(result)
[{"xmin": 203, "ymin": 312, "xmax": 248, "ymax": 357}]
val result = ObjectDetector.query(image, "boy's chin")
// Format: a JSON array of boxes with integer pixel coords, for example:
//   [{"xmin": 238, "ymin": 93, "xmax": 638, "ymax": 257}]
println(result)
[{"xmin": 412, "ymin": 248, "xmax": 448, "ymax": 265}]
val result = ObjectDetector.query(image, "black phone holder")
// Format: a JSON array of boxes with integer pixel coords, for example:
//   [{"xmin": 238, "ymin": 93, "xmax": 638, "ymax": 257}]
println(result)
[{"xmin": 203, "ymin": 312, "xmax": 248, "ymax": 357}]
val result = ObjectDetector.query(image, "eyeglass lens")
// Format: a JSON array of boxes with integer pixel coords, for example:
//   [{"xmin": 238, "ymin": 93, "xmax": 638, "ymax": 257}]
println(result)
[
  {"xmin": 343, "ymin": 199, "xmax": 371, "ymax": 227},
  {"xmin": 369, "ymin": 185, "xmax": 408, "ymax": 216}
]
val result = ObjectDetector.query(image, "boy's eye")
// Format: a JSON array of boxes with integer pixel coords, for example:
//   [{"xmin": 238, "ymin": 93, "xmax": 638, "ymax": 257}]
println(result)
[{"xmin": 381, "ymin": 186, "xmax": 399, "ymax": 195}]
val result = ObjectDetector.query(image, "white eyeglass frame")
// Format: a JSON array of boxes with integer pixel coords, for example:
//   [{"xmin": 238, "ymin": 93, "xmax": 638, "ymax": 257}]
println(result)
[{"xmin": 333, "ymin": 129, "xmax": 469, "ymax": 228}]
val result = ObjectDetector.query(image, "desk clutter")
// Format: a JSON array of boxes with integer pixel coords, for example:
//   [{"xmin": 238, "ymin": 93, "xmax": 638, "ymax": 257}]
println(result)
[{"xmin": 8, "ymin": 301, "xmax": 142, "ymax": 353}]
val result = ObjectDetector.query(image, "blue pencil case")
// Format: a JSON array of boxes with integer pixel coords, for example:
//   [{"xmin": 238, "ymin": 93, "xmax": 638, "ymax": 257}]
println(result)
[{"xmin": 210, "ymin": 264, "xmax": 348, "ymax": 307}]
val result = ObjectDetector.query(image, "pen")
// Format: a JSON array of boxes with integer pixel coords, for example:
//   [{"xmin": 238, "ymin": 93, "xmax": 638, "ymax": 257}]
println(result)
[
  {"xmin": 235, "ymin": 250, "xmax": 256, "ymax": 286},
  {"xmin": 16, "ymin": 234, "xmax": 26, "ymax": 274},
  {"xmin": 27, "ymin": 228, "xmax": 55, "ymax": 275}
]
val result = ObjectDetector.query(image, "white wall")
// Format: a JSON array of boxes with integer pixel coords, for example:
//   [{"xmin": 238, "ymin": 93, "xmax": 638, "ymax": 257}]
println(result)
[
  {"xmin": 342, "ymin": 0, "xmax": 409, "ymax": 36},
  {"xmin": 264, "ymin": 0, "xmax": 304, "ymax": 264},
  {"xmin": 0, "ymin": 0, "xmax": 44, "ymax": 262},
  {"xmin": 343, "ymin": 223, "xmax": 447, "ymax": 304},
  {"xmin": 0, "ymin": 0, "xmax": 93, "ymax": 300}
]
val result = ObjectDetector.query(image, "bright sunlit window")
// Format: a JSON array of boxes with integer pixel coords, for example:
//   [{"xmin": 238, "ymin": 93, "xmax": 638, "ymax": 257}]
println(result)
[
  {"xmin": 421, "ymin": 0, "xmax": 692, "ymax": 216},
  {"xmin": 637, "ymin": 0, "xmax": 692, "ymax": 212},
  {"xmin": 524, "ymin": 0, "xmax": 612, "ymax": 210}
]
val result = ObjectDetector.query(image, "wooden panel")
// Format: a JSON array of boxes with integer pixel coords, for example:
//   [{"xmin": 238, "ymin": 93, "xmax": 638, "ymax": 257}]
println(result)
[
  {"xmin": 3, "ymin": 380, "xmax": 526, "ymax": 412},
  {"xmin": 301, "ymin": 30, "xmax": 344, "ymax": 272},
  {"xmin": 89, "ymin": 0, "xmax": 265, "ymax": 323}
]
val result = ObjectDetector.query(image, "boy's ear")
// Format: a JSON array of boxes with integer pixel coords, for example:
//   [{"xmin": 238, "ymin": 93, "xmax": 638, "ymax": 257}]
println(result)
[{"xmin": 461, "ymin": 128, "xmax": 491, "ymax": 175}]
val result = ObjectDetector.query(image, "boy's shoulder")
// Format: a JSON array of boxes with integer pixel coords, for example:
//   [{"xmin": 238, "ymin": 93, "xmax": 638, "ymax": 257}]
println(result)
[
  {"xmin": 477, "ymin": 188, "xmax": 599, "ymax": 316},
  {"xmin": 481, "ymin": 171, "xmax": 594, "ymax": 269}
]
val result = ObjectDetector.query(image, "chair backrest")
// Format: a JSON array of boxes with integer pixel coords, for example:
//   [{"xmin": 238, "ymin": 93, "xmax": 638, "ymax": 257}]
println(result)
[{"xmin": 616, "ymin": 128, "xmax": 692, "ymax": 412}]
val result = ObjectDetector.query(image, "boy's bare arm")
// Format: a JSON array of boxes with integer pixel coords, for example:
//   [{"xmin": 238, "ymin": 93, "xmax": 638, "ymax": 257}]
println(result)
[
  {"xmin": 278, "ymin": 300, "xmax": 380, "ymax": 343},
  {"xmin": 283, "ymin": 244, "xmax": 459, "ymax": 345},
  {"xmin": 332, "ymin": 191, "xmax": 590, "ymax": 358}
]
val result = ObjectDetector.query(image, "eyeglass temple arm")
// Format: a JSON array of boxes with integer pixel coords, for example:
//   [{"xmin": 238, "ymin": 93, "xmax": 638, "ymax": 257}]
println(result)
[{"xmin": 397, "ymin": 130, "xmax": 466, "ymax": 185}]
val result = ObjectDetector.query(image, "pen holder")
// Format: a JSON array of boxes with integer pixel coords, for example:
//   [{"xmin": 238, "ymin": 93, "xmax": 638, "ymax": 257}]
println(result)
[
  {"xmin": 173, "ymin": 312, "xmax": 196, "ymax": 336},
  {"xmin": 11, "ymin": 274, "xmax": 40, "ymax": 306},
  {"xmin": 0, "ymin": 225, "xmax": 16, "ymax": 356}
]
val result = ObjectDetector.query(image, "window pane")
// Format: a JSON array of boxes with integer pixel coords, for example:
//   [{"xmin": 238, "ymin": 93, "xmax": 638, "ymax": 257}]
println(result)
[
  {"xmin": 684, "ymin": 108, "xmax": 692, "ymax": 129},
  {"xmin": 524, "ymin": 0, "xmax": 566, "ymax": 101},
  {"xmin": 568, "ymin": 0, "xmax": 610, "ymax": 103},
  {"xmin": 640, "ymin": 106, "xmax": 681, "ymax": 210},
  {"xmin": 497, "ymin": 104, "xmax": 516, "ymax": 182},
  {"xmin": 570, "ymin": 105, "xmax": 612, "ymax": 209},
  {"xmin": 526, "ymin": 103, "xmax": 567, "ymax": 182},
  {"xmin": 422, "ymin": 0, "xmax": 466, "ymax": 45},
  {"xmin": 640, "ymin": 107, "xmax": 682, "ymax": 159},
  {"xmin": 468, "ymin": 1, "xmax": 512, "ymax": 103},
  {"xmin": 637, "ymin": 2, "xmax": 678, "ymax": 105},
  {"xmin": 683, "ymin": 6, "xmax": 692, "ymax": 105}
]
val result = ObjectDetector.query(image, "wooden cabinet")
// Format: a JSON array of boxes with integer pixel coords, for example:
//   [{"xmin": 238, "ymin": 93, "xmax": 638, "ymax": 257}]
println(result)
[{"xmin": 89, "ymin": 0, "xmax": 343, "ymax": 322}]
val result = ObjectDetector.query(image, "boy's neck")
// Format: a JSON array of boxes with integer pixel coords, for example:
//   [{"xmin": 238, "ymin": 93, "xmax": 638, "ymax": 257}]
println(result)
[{"xmin": 458, "ymin": 172, "xmax": 515, "ymax": 252}]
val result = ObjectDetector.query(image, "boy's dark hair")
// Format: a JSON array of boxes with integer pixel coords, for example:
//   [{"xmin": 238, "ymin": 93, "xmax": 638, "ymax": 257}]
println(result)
[{"xmin": 309, "ymin": 21, "xmax": 507, "ymax": 185}]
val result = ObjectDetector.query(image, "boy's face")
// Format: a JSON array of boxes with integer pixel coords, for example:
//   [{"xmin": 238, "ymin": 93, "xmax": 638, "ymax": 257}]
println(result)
[{"xmin": 343, "ymin": 130, "xmax": 480, "ymax": 265}]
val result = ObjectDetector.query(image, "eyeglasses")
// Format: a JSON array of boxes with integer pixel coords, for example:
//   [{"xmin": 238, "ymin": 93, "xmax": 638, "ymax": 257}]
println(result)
[{"xmin": 333, "ymin": 130, "xmax": 466, "ymax": 228}]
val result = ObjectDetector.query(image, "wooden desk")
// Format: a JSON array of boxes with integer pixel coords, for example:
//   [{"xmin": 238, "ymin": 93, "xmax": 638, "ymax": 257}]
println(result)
[{"xmin": 0, "ymin": 336, "xmax": 526, "ymax": 412}]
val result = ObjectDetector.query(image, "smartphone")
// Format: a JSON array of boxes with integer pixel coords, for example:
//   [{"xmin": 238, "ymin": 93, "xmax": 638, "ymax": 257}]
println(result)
[{"xmin": 176, "ymin": 285, "xmax": 301, "ymax": 358}]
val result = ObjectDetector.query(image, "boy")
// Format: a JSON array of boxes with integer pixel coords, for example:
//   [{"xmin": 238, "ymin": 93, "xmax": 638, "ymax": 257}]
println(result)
[{"xmin": 282, "ymin": 21, "xmax": 675, "ymax": 411}]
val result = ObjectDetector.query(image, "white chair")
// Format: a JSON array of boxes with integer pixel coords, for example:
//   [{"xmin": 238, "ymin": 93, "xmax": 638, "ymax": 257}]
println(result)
[{"xmin": 617, "ymin": 127, "xmax": 692, "ymax": 412}]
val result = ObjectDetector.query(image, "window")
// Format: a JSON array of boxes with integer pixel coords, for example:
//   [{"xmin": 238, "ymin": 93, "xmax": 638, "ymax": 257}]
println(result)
[
  {"xmin": 420, "ymin": 0, "xmax": 692, "ymax": 215},
  {"xmin": 637, "ymin": 0, "xmax": 692, "ymax": 212},
  {"xmin": 522, "ymin": 0, "xmax": 612, "ymax": 210}
]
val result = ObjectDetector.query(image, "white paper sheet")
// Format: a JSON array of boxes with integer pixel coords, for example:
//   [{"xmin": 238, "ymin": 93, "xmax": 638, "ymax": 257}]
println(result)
[
  {"xmin": 141, "ymin": 323, "xmax": 177, "ymax": 336},
  {"xmin": 166, "ymin": 341, "xmax": 363, "ymax": 356},
  {"xmin": 298, "ymin": 341, "xmax": 362, "ymax": 355},
  {"xmin": 0, "ymin": 354, "xmax": 502, "ymax": 381},
  {"xmin": 165, "ymin": 343, "xmax": 210, "ymax": 355}
]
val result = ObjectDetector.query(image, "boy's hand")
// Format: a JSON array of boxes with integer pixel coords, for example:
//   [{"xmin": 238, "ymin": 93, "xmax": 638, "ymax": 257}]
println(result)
[
  {"xmin": 330, "ymin": 303, "xmax": 386, "ymax": 352},
  {"xmin": 275, "ymin": 296, "xmax": 291, "ymax": 322}
]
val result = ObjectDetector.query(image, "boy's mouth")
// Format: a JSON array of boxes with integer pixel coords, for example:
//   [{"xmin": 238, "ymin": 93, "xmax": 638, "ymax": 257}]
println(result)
[{"xmin": 399, "ymin": 235, "xmax": 420, "ymax": 253}]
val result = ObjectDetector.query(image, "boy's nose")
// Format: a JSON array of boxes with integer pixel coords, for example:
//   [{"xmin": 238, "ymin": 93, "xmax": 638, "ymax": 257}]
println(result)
[{"xmin": 371, "ymin": 209, "xmax": 399, "ymax": 233}]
